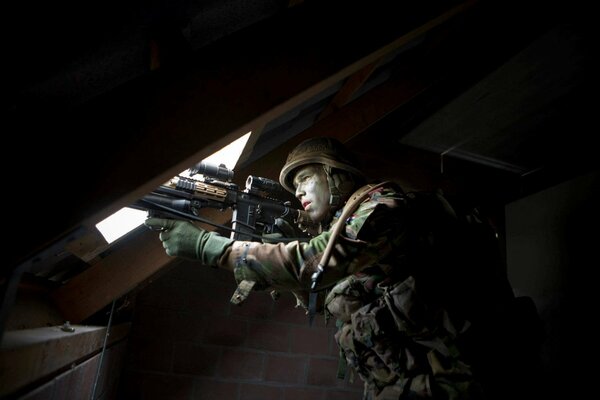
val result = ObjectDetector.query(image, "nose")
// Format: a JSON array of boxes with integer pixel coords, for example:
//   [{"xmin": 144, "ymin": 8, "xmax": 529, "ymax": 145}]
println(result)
[{"xmin": 295, "ymin": 185, "xmax": 305, "ymax": 200}]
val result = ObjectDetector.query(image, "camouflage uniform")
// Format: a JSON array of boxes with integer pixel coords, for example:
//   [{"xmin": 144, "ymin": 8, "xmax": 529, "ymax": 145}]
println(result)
[{"xmin": 219, "ymin": 182, "xmax": 487, "ymax": 399}]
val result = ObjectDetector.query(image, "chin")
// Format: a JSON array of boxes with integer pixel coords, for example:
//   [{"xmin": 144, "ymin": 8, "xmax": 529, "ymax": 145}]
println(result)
[{"xmin": 309, "ymin": 211, "xmax": 326, "ymax": 224}]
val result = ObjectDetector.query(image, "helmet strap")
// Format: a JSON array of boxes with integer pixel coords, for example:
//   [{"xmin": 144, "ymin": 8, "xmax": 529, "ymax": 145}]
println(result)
[{"xmin": 322, "ymin": 165, "xmax": 342, "ymax": 216}]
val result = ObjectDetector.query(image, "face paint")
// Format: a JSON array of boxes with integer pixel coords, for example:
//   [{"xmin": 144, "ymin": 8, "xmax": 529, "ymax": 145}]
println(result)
[{"xmin": 293, "ymin": 164, "xmax": 331, "ymax": 224}]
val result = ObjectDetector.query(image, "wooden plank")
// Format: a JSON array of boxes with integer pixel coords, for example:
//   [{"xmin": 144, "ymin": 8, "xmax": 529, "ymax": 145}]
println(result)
[
  {"xmin": 235, "ymin": 62, "xmax": 431, "ymax": 182},
  {"xmin": 0, "ymin": 322, "xmax": 130, "ymax": 397},
  {"xmin": 64, "ymin": 227, "xmax": 109, "ymax": 264},
  {"xmin": 51, "ymin": 229, "xmax": 179, "ymax": 323},
  {"xmin": 317, "ymin": 61, "xmax": 381, "ymax": 121}
]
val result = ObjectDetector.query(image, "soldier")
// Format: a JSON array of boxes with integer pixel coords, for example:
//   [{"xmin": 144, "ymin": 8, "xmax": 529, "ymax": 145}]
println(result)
[{"xmin": 145, "ymin": 137, "xmax": 538, "ymax": 399}]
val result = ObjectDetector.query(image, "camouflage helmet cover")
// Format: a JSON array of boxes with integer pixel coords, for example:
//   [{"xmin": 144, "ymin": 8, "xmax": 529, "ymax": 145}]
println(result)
[{"xmin": 279, "ymin": 137, "xmax": 365, "ymax": 193}]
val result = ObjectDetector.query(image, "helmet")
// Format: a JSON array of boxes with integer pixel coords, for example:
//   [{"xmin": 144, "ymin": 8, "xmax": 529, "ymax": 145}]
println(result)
[{"xmin": 279, "ymin": 137, "xmax": 364, "ymax": 194}]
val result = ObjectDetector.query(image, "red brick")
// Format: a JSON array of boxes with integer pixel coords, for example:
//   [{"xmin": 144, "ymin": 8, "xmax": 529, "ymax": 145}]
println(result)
[
  {"xmin": 343, "ymin": 370, "xmax": 365, "ymax": 390},
  {"xmin": 246, "ymin": 321, "xmax": 290, "ymax": 352},
  {"xmin": 163, "ymin": 276, "xmax": 232, "ymax": 316},
  {"xmin": 310, "ymin": 313, "xmax": 332, "ymax": 328},
  {"xmin": 144, "ymin": 270, "xmax": 233, "ymax": 316},
  {"xmin": 131, "ymin": 305, "xmax": 174, "ymax": 340},
  {"xmin": 97, "ymin": 382, "xmax": 119, "ymax": 400},
  {"xmin": 135, "ymin": 278, "xmax": 189, "ymax": 310},
  {"xmin": 230, "ymin": 291, "xmax": 274, "ymax": 319},
  {"xmin": 270, "ymin": 293, "xmax": 333, "ymax": 327},
  {"xmin": 264, "ymin": 354, "xmax": 307, "ymax": 384},
  {"xmin": 217, "ymin": 349, "xmax": 264, "ymax": 380},
  {"xmin": 326, "ymin": 389, "xmax": 364, "ymax": 400},
  {"xmin": 270, "ymin": 293, "xmax": 310, "ymax": 325},
  {"xmin": 201, "ymin": 315, "xmax": 247, "ymax": 346},
  {"xmin": 193, "ymin": 379, "xmax": 239, "ymax": 400},
  {"xmin": 186, "ymin": 281, "xmax": 234, "ymax": 316},
  {"xmin": 284, "ymin": 387, "xmax": 326, "ymax": 400},
  {"xmin": 168, "ymin": 261, "xmax": 235, "ymax": 286},
  {"xmin": 173, "ymin": 342, "xmax": 219, "ymax": 376},
  {"xmin": 129, "ymin": 336, "xmax": 173, "ymax": 372},
  {"xmin": 290, "ymin": 326, "xmax": 333, "ymax": 355},
  {"xmin": 239, "ymin": 383, "xmax": 283, "ymax": 400},
  {"xmin": 139, "ymin": 373, "xmax": 195, "ymax": 400},
  {"xmin": 170, "ymin": 311, "xmax": 208, "ymax": 342},
  {"xmin": 329, "ymin": 334, "xmax": 341, "ymax": 357},
  {"xmin": 307, "ymin": 358, "xmax": 339, "ymax": 387},
  {"xmin": 167, "ymin": 260, "xmax": 195, "ymax": 277},
  {"xmin": 115, "ymin": 370, "xmax": 143, "ymax": 400}
]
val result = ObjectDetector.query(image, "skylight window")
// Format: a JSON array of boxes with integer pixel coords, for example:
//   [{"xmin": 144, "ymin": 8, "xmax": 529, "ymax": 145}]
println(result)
[
  {"xmin": 95, "ymin": 207, "xmax": 149, "ymax": 244},
  {"xmin": 201, "ymin": 132, "xmax": 250, "ymax": 170},
  {"xmin": 96, "ymin": 132, "xmax": 251, "ymax": 244}
]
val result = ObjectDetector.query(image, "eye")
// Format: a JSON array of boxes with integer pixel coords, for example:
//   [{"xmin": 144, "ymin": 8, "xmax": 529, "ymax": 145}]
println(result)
[{"xmin": 295, "ymin": 175, "xmax": 309, "ymax": 186}]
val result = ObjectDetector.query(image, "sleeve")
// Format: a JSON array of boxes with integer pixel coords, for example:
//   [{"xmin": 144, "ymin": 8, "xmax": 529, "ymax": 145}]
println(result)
[{"xmin": 218, "ymin": 184, "xmax": 407, "ymax": 305}]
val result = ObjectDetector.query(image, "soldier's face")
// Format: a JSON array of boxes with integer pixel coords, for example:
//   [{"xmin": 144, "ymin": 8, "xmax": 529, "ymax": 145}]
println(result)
[{"xmin": 293, "ymin": 164, "xmax": 331, "ymax": 223}]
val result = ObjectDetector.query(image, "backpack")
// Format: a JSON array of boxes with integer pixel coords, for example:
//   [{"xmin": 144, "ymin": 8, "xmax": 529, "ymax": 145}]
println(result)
[
  {"xmin": 326, "ymin": 188, "xmax": 543, "ymax": 398},
  {"xmin": 403, "ymin": 189, "xmax": 544, "ymax": 399},
  {"xmin": 402, "ymin": 189, "xmax": 515, "ymax": 321}
]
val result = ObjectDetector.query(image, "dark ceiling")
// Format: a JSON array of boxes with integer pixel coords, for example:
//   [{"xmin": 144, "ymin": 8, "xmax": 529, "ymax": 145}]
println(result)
[{"xmin": 2, "ymin": 0, "xmax": 596, "ymax": 328}]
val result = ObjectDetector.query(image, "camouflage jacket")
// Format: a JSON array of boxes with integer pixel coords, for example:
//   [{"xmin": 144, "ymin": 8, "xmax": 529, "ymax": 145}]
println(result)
[
  {"xmin": 219, "ymin": 182, "xmax": 409, "ymax": 308},
  {"xmin": 218, "ymin": 182, "xmax": 486, "ymax": 399}
]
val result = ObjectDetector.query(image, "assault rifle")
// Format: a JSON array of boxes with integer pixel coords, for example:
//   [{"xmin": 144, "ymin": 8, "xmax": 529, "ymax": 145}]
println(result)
[{"xmin": 132, "ymin": 162, "xmax": 315, "ymax": 242}]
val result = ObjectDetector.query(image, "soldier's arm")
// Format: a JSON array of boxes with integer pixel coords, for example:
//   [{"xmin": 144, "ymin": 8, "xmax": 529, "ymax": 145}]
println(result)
[{"xmin": 217, "ymin": 184, "xmax": 407, "ymax": 302}]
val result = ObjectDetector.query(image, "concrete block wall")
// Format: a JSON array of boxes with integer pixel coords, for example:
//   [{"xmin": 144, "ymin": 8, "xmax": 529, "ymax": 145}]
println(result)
[{"xmin": 119, "ymin": 262, "xmax": 363, "ymax": 400}]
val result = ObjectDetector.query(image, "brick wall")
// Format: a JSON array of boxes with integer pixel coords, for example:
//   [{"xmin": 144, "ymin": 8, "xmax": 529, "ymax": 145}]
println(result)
[{"xmin": 119, "ymin": 261, "xmax": 363, "ymax": 400}]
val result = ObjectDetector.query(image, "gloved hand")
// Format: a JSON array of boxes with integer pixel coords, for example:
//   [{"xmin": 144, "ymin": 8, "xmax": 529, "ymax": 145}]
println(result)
[
  {"xmin": 262, "ymin": 217, "xmax": 309, "ymax": 244},
  {"xmin": 144, "ymin": 218, "xmax": 233, "ymax": 265}
]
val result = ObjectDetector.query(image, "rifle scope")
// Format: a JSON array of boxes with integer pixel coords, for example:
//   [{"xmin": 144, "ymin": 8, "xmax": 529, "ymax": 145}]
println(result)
[
  {"xmin": 189, "ymin": 161, "xmax": 234, "ymax": 182},
  {"xmin": 246, "ymin": 175, "xmax": 285, "ymax": 196}
]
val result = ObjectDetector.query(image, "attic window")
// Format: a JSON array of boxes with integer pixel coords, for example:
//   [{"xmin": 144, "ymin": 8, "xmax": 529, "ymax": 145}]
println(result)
[
  {"xmin": 95, "ymin": 207, "xmax": 148, "ymax": 244},
  {"xmin": 96, "ymin": 132, "xmax": 252, "ymax": 244}
]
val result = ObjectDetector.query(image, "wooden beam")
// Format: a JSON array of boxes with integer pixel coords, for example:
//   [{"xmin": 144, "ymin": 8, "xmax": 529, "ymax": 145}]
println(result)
[
  {"xmin": 317, "ymin": 60, "xmax": 381, "ymax": 121},
  {"xmin": 64, "ymin": 227, "xmax": 109, "ymax": 264},
  {"xmin": 235, "ymin": 63, "xmax": 432, "ymax": 182},
  {"xmin": 51, "ymin": 229, "xmax": 180, "ymax": 323}
]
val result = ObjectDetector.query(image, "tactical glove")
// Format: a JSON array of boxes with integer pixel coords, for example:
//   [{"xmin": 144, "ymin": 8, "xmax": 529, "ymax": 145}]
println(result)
[
  {"xmin": 262, "ymin": 217, "xmax": 294, "ymax": 244},
  {"xmin": 261, "ymin": 217, "xmax": 312, "ymax": 244},
  {"xmin": 144, "ymin": 218, "xmax": 233, "ymax": 266}
]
